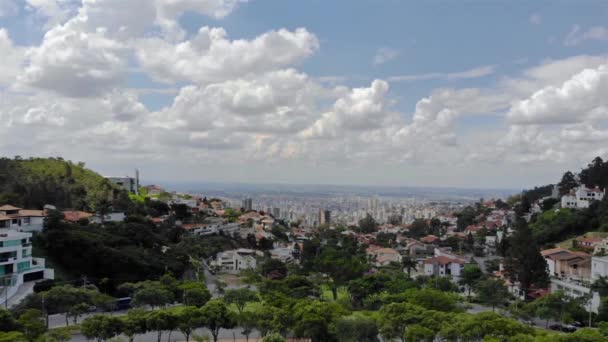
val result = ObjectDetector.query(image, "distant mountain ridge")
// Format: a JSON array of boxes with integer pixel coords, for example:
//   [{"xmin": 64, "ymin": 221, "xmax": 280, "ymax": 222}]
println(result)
[{"xmin": 0, "ymin": 157, "xmax": 120, "ymax": 211}]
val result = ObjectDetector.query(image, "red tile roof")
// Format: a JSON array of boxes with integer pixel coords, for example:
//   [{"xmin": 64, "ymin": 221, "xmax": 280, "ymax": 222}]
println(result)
[
  {"xmin": 62, "ymin": 211, "xmax": 93, "ymax": 222},
  {"xmin": 423, "ymin": 256, "xmax": 464, "ymax": 265}
]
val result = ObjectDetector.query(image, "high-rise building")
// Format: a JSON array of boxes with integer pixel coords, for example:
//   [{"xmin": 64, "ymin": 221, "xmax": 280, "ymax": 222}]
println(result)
[
  {"xmin": 272, "ymin": 207, "xmax": 280, "ymax": 218},
  {"xmin": 241, "ymin": 198, "xmax": 253, "ymax": 211},
  {"xmin": 318, "ymin": 208, "xmax": 331, "ymax": 225},
  {"xmin": 0, "ymin": 229, "xmax": 54, "ymax": 304}
]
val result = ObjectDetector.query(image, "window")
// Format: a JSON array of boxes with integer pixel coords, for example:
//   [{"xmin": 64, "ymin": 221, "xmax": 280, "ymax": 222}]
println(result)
[{"xmin": 17, "ymin": 261, "xmax": 30, "ymax": 272}]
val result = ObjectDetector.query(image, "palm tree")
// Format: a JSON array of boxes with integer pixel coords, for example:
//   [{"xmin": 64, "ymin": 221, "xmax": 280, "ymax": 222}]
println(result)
[{"xmin": 401, "ymin": 255, "xmax": 417, "ymax": 277}]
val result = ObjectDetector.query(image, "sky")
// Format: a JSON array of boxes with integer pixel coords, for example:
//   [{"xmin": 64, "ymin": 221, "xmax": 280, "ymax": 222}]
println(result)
[{"xmin": 0, "ymin": 0, "xmax": 607, "ymax": 189}]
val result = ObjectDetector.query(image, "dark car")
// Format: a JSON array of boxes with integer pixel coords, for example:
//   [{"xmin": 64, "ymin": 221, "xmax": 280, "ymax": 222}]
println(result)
[
  {"xmin": 548, "ymin": 324, "xmax": 577, "ymax": 333},
  {"xmin": 114, "ymin": 297, "xmax": 132, "ymax": 311}
]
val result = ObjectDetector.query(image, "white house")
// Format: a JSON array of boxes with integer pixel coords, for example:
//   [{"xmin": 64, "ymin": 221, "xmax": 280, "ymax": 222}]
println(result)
[
  {"xmin": 0, "ymin": 229, "xmax": 54, "ymax": 305},
  {"xmin": 0, "ymin": 205, "xmax": 46, "ymax": 232},
  {"xmin": 551, "ymin": 277, "xmax": 600, "ymax": 313},
  {"xmin": 562, "ymin": 186, "xmax": 605, "ymax": 209},
  {"xmin": 423, "ymin": 256, "xmax": 464, "ymax": 278},
  {"xmin": 211, "ymin": 249, "xmax": 257, "ymax": 273},
  {"xmin": 592, "ymin": 255, "xmax": 608, "ymax": 280}
]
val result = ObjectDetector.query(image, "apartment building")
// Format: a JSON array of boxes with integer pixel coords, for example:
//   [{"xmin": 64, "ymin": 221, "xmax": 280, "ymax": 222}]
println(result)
[{"xmin": 0, "ymin": 230, "xmax": 54, "ymax": 304}]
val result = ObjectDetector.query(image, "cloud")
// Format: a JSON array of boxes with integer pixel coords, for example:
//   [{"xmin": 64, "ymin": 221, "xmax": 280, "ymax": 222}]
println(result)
[
  {"xmin": 564, "ymin": 25, "xmax": 608, "ymax": 46},
  {"xmin": 136, "ymin": 27, "xmax": 319, "ymax": 84},
  {"xmin": 0, "ymin": 28, "xmax": 25, "ymax": 86},
  {"xmin": 372, "ymin": 47, "xmax": 399, "ymax": 66},
  {"xmin": 388, "ymin": 65, "xmax": 495, "ymax": 82},
  {"xmin": 507, "ymin": 64, "xmax": 608, "ymax": 124},
  {"xmin": 156, "ymin": 0, "xmax": 247, "ymax": 39},
  {"xmin": 0, "ymin": 0, "xmax": 18, "ymax": 16},
  {"xmin": 301, "ymin": 80, "xmax": 392, "ymax": 139},
  {"xmin": 24, "ymin": 0, "xmax": 78, "ymax": 28},
  {"xmin": 529, "ymin": 14, "xmax": 542, "ymax": 25},
  {"xmin": 18, "ymin": 24, "xmax": 129, "ymax": 97}
]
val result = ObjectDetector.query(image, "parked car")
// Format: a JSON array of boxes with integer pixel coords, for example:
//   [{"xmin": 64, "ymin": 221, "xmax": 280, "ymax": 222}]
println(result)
[{"xmin": 548, "ymin": 324, "xmax": 577, "ymax": 333}]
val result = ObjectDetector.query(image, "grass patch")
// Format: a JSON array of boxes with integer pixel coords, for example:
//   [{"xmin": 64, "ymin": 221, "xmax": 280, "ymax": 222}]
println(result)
[
  {"xmin": 320, "ymin": 285, "xmax": 349, "ymax": 301},
  {"xmin": 556, "ymin": 231, "xmax": 608, "ymax": 249}
]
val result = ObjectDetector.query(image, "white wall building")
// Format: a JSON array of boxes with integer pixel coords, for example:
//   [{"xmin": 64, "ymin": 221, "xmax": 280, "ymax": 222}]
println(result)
[
  {"xmin": 423, "ymin": 256, "xmax": 464, "ymax": 278},
  {"xmin": 0, "ymin": 206, "xmax": 46, "ymax": 232},
  {"xmin": 592, "ymin": 256, "xmax": 608, "ymax": 280},
  {"xmin": 562, "ymin": 186, "xmax": 605, "ymax": 209},
  {"xmin": 211, "ymin": 249, "xmax": 257, "ymax": 273},
  {"xmin": 551, "ymin": 277, "xmax": 600, "ymax": 313},
  {"xmin": 0, "ymin": 230, "xmax": 54, "ymax": 304},
  {"xmin": 106, "ymin": 175, "xmax": 139, "ymax": 194}
]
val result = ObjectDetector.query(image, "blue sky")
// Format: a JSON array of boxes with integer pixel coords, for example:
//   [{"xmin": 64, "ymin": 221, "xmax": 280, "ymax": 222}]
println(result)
[{"xmin": 0, "ymin": 0, "xmax": 607, "ymax": 188}]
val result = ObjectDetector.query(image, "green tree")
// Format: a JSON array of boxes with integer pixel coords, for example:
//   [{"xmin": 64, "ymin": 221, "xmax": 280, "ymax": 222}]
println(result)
[
  {"xmin": 475, "ymin": 278, "xmax": 510, "ymax": 312},
  {"xmin": 133, "ymin": 285, "xmax": 174, "ymax": 308},
  {"xmin": 17, "ymin": 309, "xmax": 46, "ymax": 342},
  {"xmin": 42, "ymin": 327, "xmax": 72, "ymax": 342},
  {"xmin": 531, "ymin": 291, "xmax": 586, "ymax": 328},
  {"xmin": 80, "ymin": 314, "xmax": 123, "ymax": 342},
  {"xmin": 331, "ymin": 316, "xmax": 379, "ymax": 342},
  {"xmin": 378, "ymin": 302, "xmax": 426, "ymax": 341},
  {"xmin": 121, "ymin": 309, "xmax": 148, "ymax": 342},
  {"xmin": 439, "ymin": 312, "xmax": 533, "ymax": 341},
  {"xmin": 292, "ymin": 300, "xmax": 346, "ymax": 342},
  {"xmin": 460, "ymin": 265, "xmax": 483, "ymax": 299},
  {"xmin": 0, "ymin": 331, "xmax": 25, "ymax": 342},
  {"xmin": 316, "ymin": 248, "xmax": 367, "ymax": 300},
  {"xmin": 262, "ymin": 333, "xmax": 286, "ymax": 342},
  {"xmin": 177, "ymin": 306, "xmax": 203, "ymax": 342},
  {"xmin": 261, "ymin": 259, "xmax": 288, "ymax": 280},
  {"xmin": 358, "ymin": 214, "xmax": 378, "ymax": 234},
  {"xmin": 401, "ymin": 255, "xmax": 418, "ymax": 277},
  {"xmin": 409, "ymin": 219, "xmax": 428, "ymax": 239},
  {"xmin": 224, "ymin": 288, "xmax": 258, "ymax": 314},
  {"xmin": 0, "ymin": 308, "xmax": 17, "ymax": 331},
  {"xmin": 559, "ymin": 171, "xmax": 578, "ymax": 196},
  {"xmin": 146, "ymin": 310, "xmax": 178, "ymax": 342},
  {"xmin": 68, "ymin": 303, "xmax": 89, "ymax": 325},
  {"xmin": 178, "ymin": 282, "xmax": 212, "ymax": 308},
  {"xmin": 200, "ymin": 299, "xmax": 236, "ymax": 342},
  {"xmin": 504, "ymin": 218, "xmax": 549, "ymax": 298},
  {"xmin": 237, "ymin": 311, "xmax": 257, "ymax": 342}
]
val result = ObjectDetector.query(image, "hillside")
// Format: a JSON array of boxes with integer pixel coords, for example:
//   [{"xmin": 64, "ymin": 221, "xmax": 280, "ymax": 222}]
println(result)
[
  {"xmin": 525, "ymin": 157, "xmax": 608, "ymax": 246},
  {"xmin": 0, "ymin": 157, "xmax": 120, "ymax": 211}
]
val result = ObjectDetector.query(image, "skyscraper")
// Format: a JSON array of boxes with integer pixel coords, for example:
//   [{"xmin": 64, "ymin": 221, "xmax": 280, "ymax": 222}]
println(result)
[
  {"xmin": 318, "ymin": 208, "xmax": 331, "ymax": 225},
  {"xmin": 242, "ymin": 198, "xmax": 252, "ymax": 211}
]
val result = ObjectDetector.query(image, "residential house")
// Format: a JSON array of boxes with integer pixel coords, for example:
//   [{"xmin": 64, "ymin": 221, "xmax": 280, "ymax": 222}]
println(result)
[
  {"xmin": 210, "ymin": 249, "xmax": 258, "ymax": 273},
  {"xmin": 420, "ymin": 235, "xmax": 440, "ymax": 245},
  {"xmin": 405, "ymin": 240, "xmax": 434, "ymax": 260},
  {"xmin": 366, "ymin": 245, "xmax": 402, "ymax": 267},
  {"xmin": 542, "ymin": 247, "xmax": 599, "ymax": 312},
  {"xmin": 574, "ymin": 236, "xmax": 603, "ymax": 252},
  {"xmin": 0, "ymin": 205, "xmax": 46, "ymax": 232},
  {"xmin": 542, "ymin": 248, "xmax": 591, "ymax": 280},
  {"xmin": 423, "ymin": 256, "xmax": 464, "ymax": 278},
  {"xmin": 562, "ymin": 186, "xmax": 605, "ymax": 209}
]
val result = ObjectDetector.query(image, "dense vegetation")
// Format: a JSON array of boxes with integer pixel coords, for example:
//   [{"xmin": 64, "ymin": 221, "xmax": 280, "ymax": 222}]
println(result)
[
  {"xmin": 35, "ymin": 212, "xmax": 246, "ymax": 290},
  {"xmin": 0, "ymin": 157, "xmax": 120, "ymax": 211}
]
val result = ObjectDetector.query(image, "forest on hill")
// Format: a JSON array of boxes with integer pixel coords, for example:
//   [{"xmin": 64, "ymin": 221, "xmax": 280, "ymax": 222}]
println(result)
[
  {"xmin": 0, "ymin": 157, "xmax": 122, "ymax": 211},
  {"xmin": 519, "ymin": 157, "xmax": 608, "ymax": 246}
]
